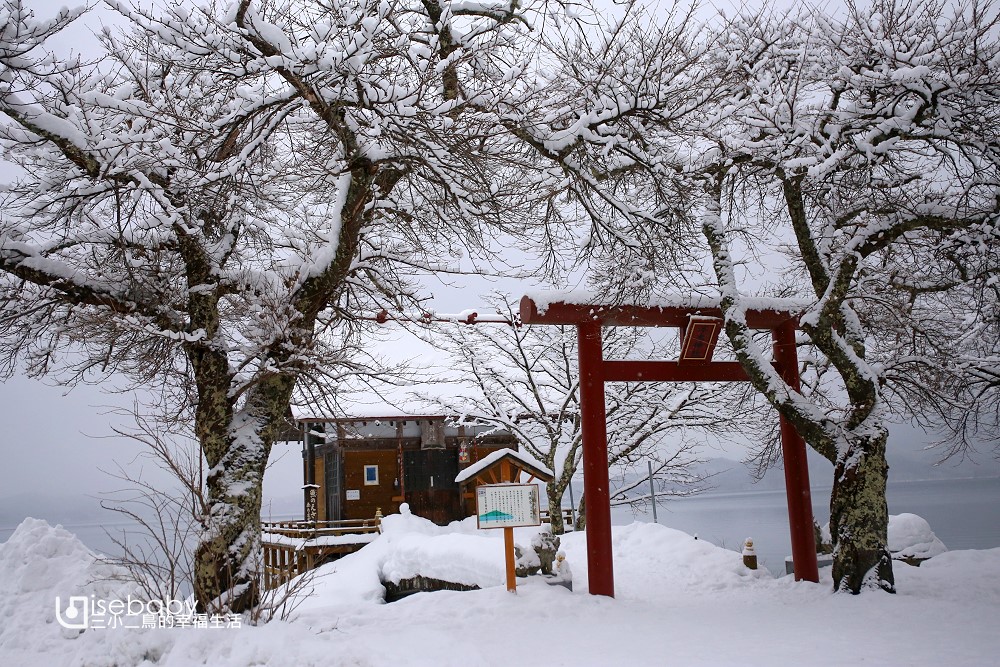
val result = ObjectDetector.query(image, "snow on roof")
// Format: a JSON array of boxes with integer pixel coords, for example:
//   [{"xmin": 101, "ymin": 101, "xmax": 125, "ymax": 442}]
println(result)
[
  {"xmin": 455, "ymin": 448, "xmax": 553, "ymax": 484},
  {"xmin": 291, "ymin": 381, "xmax": 464, "ymax": 421}
]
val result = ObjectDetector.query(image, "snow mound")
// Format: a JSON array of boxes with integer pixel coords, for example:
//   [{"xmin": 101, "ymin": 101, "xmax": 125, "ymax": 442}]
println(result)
[
  {"xmin": 895, "ymin": 547, "xmax": 1000, "ymax": 604},
  {"xmin": 888, "ymin": 513, "xmax": 948, "ymax": 560},
  {"xmin": 562, "ymin": 522, "xmax": 772, "ymax": 597},
  {"xmin": 3, "ymin": 514, "xmax": 998, "ymax": 667},
  {"xmin": 379, "ymin": 531, "xmax": 506, "ymax": 587},
  {"xmin": 821, "ymin": 513, "xmax": 947, "ymax": 561},
  {"xmin": 377, "ymin": 508, "xmax": 505, "ymax": 587},
  {"xmin": 0, "ymin": 518, "xmax": 136, "ymax": 662},
  {"xmin": 295, "ymin": 509, "xmax": 508, "ymax": 620},
  {"xmin": 296, "ymin": 516, "xmax": 770, "ymax": 621},
  {"xmin": 378, "ymin": 502, "xmax": 477, "ymax": 537}
]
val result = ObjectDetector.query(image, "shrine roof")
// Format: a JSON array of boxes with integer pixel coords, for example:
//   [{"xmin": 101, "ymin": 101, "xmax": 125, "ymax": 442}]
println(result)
[{"xmin": 455, "ymin": 448, "xmax": 554, "ymax": 484}]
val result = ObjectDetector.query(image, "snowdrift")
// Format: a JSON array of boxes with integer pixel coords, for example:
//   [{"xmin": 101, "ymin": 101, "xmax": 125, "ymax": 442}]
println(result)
[
  {"xmin": 888, "ymin": 513, "xmax": 948, "ymax": 560},
  {"xmin": 0, "ymin": 518, "xmax": 137, "ymax": 665},
  {"xmin": 2, "ymin": 513, "xmax": 999, "ymax": 667}
]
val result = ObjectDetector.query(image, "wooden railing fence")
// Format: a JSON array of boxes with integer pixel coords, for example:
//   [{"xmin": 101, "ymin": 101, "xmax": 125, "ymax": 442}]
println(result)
[{"xmin": 261, "ymin": 514, "xmax": 382, "ymax": 589}]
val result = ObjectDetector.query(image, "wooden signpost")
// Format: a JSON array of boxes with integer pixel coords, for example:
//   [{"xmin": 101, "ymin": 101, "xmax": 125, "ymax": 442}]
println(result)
[
  {"xmin": 303, "ymin": 484, "xmax": 320, "ymax": 523},
  {"xmin": 476, "ymin": 483, "xmax": 541, "ymax": 592},
  {"xmin": 456, "ymin": 449, "xmax": 553, "ymax": 593}
]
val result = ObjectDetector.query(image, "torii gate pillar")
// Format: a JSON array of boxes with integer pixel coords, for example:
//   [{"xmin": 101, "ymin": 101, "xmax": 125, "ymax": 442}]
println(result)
[
  {"xmin": 773, "ymin": 320, "xmax": 818, "ymax": 585},
  {"xmin": 577, "ymin": 320, "xmax": 615, "ymax": 596}
]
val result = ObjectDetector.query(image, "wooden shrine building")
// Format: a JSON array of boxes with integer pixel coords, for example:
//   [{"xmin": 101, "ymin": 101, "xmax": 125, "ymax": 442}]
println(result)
[{"xmin": 295, "ymin": 414, "xmax": 518, "ymax": 525}]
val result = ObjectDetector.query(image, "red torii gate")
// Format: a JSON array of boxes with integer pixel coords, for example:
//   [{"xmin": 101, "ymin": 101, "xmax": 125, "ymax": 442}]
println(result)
[{"xmin": 519, "ymin": 294, "xmax": 820, "ymax": 597}]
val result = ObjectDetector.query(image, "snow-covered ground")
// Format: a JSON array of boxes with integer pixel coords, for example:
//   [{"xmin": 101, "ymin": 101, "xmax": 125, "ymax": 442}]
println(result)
[{"xmin": 2, "ymin": 511, "xmax": 999, "ymax": 667}]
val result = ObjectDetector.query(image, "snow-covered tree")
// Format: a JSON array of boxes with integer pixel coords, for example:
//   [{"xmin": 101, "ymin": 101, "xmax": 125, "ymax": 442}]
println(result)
[
  {"xmin": 691, "ymin": 0, "xmax": 1000, "ymax": 593},
  {"xmin": 4, "ymin": 0, "xmax": 995, "ymax": 608},
  {"xmin": 511, "ymin": 0, "xmax": 999, "ymax": 593},
  {"xmin": 0, "ymin": 0, "xmax": 547, "ymax": 612},
  {"xmin": 490, "ymin": 0, "xmax": 722, "ymax": 294},
  {"xmin": 433, "ymin": 295, "xmax": 748, "ymax": 534}
]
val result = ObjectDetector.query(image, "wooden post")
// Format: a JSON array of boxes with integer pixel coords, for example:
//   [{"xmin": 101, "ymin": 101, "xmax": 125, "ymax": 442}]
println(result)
[
  {"xmin": 647, "ymin": 460, "xmax": 658, "ymax": 524},
  {"xmin": 501, "ymin": 458, "xmax": 518, "ymax": 592},
  {"xmin": 742, "ymin": 537, "xmax": 758, "ymax": 570},
  {"xmin": 303, "ymin": 423, "xmax": 317, "ymax": 519},
  {"xmin": 504, "ymin": 526, "xmax": 517, "ymax": 592}
]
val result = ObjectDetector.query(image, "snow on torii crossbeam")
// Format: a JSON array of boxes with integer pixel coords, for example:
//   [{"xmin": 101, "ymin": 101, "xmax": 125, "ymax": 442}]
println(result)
[{"xmin": 520, "ymin": 293, "xmax": 820, "ymax": 597}]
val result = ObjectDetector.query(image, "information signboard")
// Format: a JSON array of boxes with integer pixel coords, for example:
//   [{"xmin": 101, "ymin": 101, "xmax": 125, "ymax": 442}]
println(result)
[{"xmin": 476, "ymin": 484, "xmax": 541, "ymax": 529}]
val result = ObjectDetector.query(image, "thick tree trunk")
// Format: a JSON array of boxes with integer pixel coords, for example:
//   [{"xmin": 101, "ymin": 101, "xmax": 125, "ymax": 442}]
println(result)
[
  {"xmin": 193, "ymin": 374, "xmax": 297, "ymax": 613},
  {"xmin": 546, "ymin": 483, "xmax": 565, "ymax": 535},
  {"xmin": 830, "ymin": 430, "xmax": 895, "ymax": 594},
  {"xmin": 193, "ymin": 415, "xmax": 270, "ymax": 613}
]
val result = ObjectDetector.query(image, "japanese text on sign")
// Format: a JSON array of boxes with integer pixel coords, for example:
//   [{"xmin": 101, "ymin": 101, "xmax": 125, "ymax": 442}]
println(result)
[{"xmin": 476, "ymin": 484, "xmax": 541, "ymax": 529}]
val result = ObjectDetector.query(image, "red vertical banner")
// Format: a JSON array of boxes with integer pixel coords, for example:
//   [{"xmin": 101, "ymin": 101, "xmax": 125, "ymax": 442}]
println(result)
[{"xmin": 577, "ymin": 320, "xmax": 615, "ymax": 597}]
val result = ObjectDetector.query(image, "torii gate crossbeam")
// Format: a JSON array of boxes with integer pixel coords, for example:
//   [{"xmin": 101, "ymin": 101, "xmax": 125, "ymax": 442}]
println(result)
[{"xmin": 520, "ymin": 295, "xmax": 820, "ymax": 597}]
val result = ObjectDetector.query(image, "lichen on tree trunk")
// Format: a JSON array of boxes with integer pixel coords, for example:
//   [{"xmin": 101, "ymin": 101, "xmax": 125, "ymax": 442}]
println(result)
[
  {"xmin": 193, "ymin": 412, "xmax": 271, "ymax": 613},
  {"xmin": 192, "ymin": 372, "xmax": 298, "ymax": 613},
  {"xmin": 830, "ymin": 430, "xmax": 895, "ymax": 594}
]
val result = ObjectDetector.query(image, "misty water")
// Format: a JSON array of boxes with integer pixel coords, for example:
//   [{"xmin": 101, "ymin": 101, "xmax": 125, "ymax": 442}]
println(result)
[
  {"xmin": 612, "ymin": 477, "xmax": 1000, "ymax": 575},
  {"xmin": 3, "ymin": 478, "xmax": 999, "ymax": 578}
]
